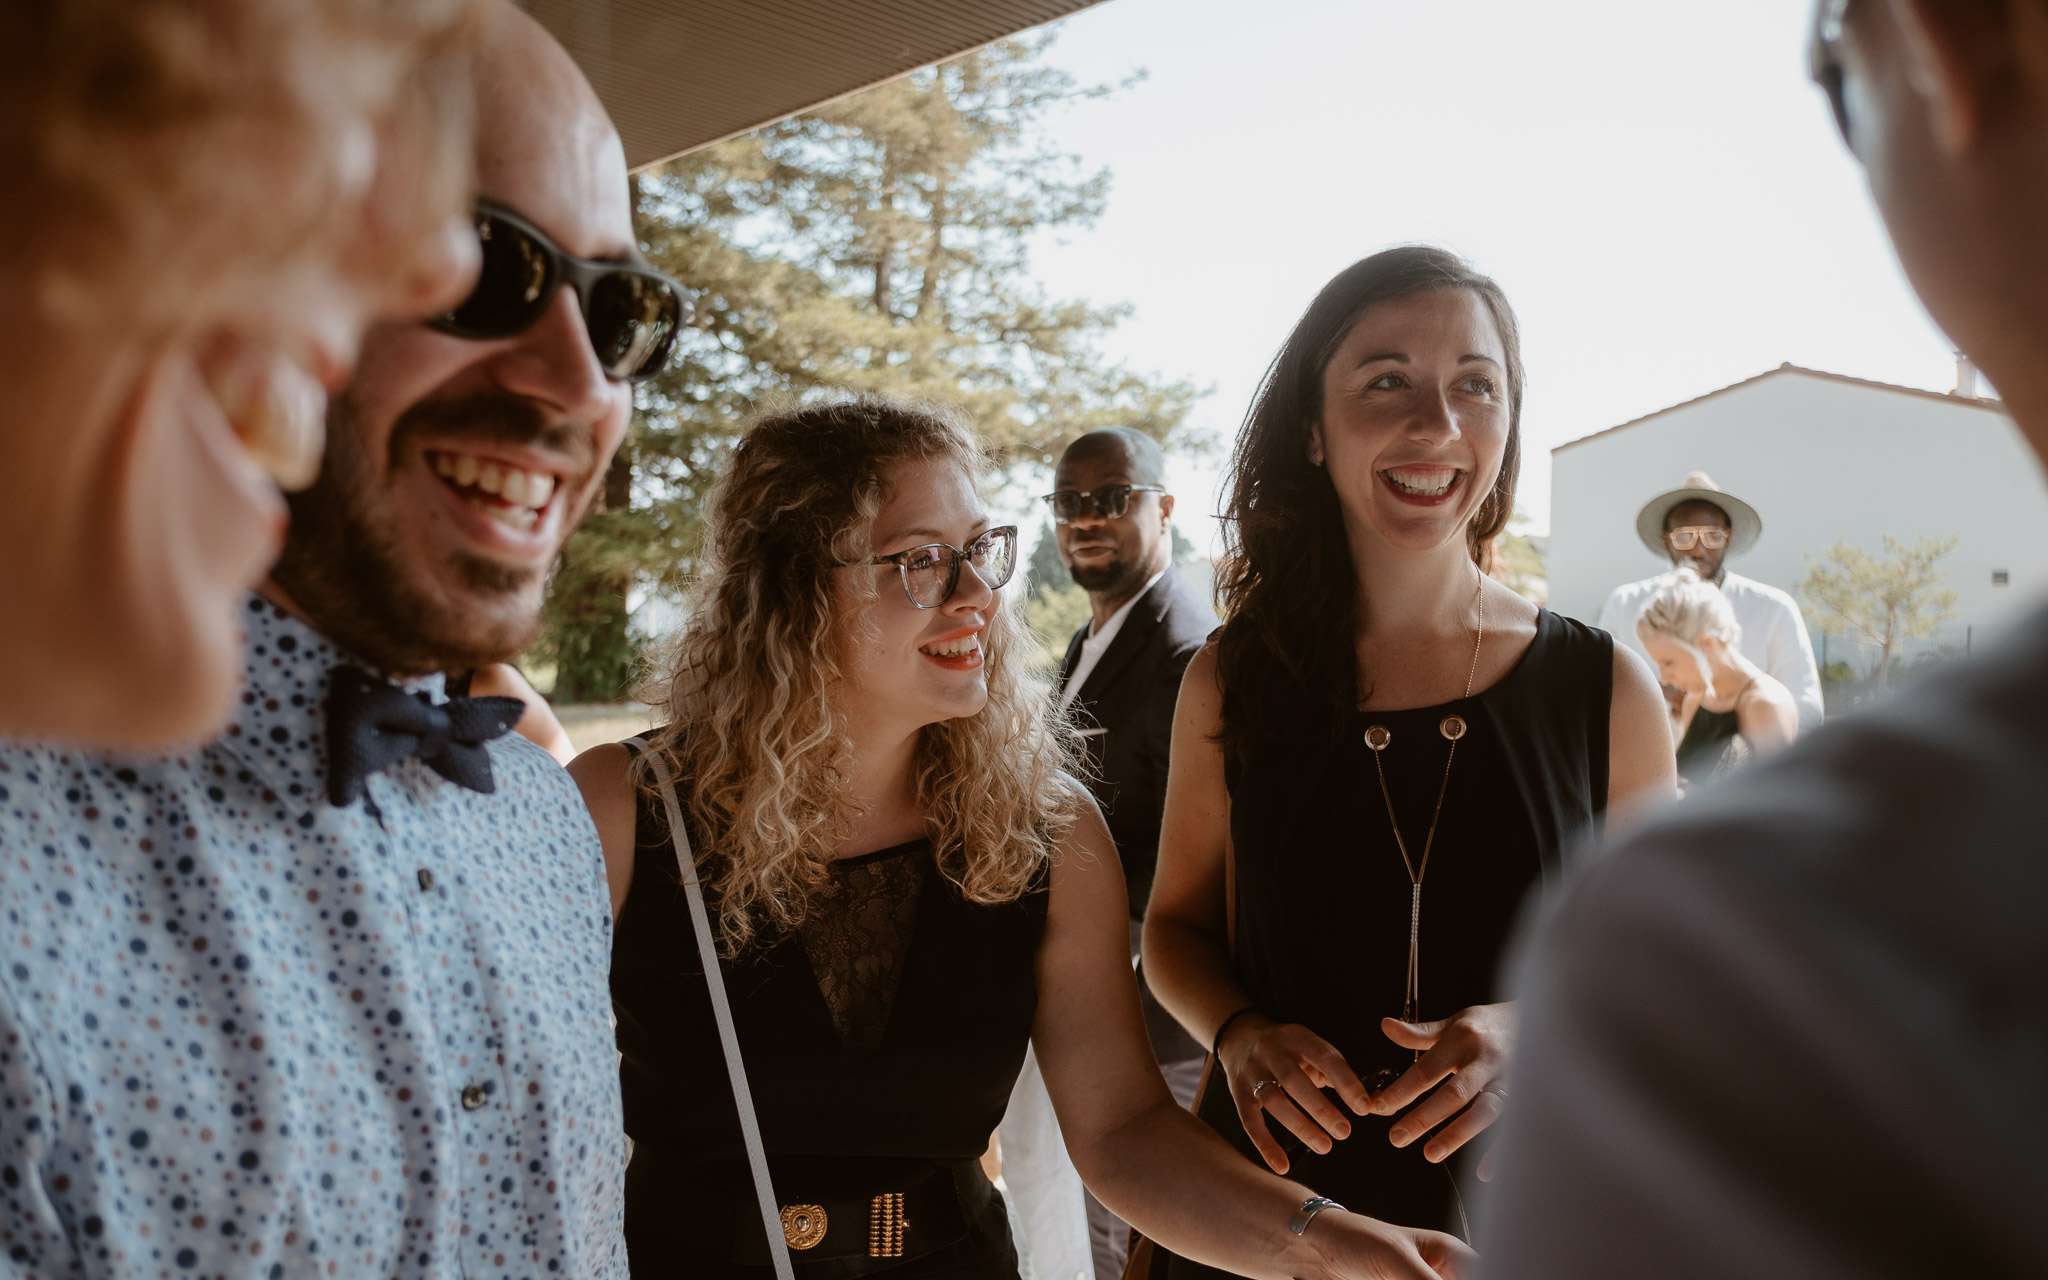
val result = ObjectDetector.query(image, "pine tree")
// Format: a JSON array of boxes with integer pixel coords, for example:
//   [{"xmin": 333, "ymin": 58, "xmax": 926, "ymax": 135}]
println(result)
[{"xmin": 538, "ymin": 34, "xmax": 1196, "ymax": 701}]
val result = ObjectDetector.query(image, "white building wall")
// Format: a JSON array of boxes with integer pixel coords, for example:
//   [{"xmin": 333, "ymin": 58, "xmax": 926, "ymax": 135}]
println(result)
[{"xmin": 1548, "ymin": 367, "xmax": 2048, "ymax": 666}]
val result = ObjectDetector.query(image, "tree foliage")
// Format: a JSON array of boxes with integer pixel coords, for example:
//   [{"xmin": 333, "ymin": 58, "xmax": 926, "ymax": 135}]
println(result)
[
  {"xmin": 537, "ymin": 34, "xmax": 1197, "ymax": 700},
  {"xmin": 1798, "ymin": 534, "xmax": 1960, "ymax": 685}
]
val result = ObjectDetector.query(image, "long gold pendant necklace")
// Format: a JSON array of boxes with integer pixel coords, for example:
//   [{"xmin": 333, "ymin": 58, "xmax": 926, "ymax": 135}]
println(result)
[{"xmin": 1362, "ymin": 573, "xmax": 1484, "ymax": 1084}]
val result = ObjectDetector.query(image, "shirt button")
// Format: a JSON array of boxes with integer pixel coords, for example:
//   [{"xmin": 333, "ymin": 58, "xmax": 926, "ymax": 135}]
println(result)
[
  {"xmin": 460, "ymin": 1084, "xmax": 487, "ymax": 1111},
  {"xmin": 417, "ymin": 868, "xmax": 436, "ymax": 892}
]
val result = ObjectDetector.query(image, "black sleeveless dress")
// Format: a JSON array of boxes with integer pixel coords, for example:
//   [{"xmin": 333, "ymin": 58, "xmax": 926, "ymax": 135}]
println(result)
[
  {"xmin": 611, "ymin": 743, "xmax": 1050, "ymax": 1280},
  {"xmin": 1164, "ymin": 610, "xmax": 1612, "ymax": 1274}
]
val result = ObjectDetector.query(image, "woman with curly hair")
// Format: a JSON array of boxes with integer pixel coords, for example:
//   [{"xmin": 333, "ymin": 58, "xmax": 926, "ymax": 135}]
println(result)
[
  {"xmin": 571, "ymin": 397, "xmax": 1473, "ymax": 1280},
  {"xmin": 1141, "ymin": 247, "xmax": 1675, "ymax": 1268},
  {"xmin": 2, "ymin": 0, "xmax": 481, "ymax": 747}
]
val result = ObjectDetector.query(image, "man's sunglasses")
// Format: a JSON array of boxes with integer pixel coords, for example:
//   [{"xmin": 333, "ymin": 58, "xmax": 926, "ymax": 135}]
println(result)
[
  {"xmin": 1665, "ymin": 526, "xmax": 1731, "ymax": 551},
  {"xmin": 869, "ymin": 526, "xmax": 1019, "ymax": 609},
  {"xmin": 429, "ymin": 201, "xmax": 692, "ymax": 382},
  {"xmin": 1041, "ymin": 483, "xmax": 1165, "ymax": 525},
  {"xmin": 1808, "ymin": 0, "xmax": 1852, "ymax": 146}
]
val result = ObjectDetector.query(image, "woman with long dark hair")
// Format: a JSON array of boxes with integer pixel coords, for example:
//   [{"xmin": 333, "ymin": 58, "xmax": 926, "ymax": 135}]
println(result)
[
  {"xmin": 1142, "ymin": 247, "xmax": 1674, "ymax": 1259},
  {"xmin": 571, "ymin": 397, "xmax": 1473, "ymax": 1280}
]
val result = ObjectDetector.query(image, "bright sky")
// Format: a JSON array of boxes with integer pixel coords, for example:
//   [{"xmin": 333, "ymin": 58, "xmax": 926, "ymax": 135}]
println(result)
[{"xmin": 1000, "ymin": 0, "xmax": 1956, "ymax": 551}]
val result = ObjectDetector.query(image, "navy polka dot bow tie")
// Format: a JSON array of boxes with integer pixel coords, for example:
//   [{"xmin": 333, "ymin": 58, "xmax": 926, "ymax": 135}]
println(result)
[{"xmin": 325, "ymin": 665, "xmax": 526, "ymax": 807}]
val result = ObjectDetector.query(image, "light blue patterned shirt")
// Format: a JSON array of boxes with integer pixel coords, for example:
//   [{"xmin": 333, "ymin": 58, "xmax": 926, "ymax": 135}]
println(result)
[{"xmin": 0, "ymin": 596, "xmax": 625, "ymax": 1278}]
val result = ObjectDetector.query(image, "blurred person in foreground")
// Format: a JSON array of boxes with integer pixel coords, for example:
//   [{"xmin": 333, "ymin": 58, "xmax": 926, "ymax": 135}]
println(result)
[
  {"xmin": 1635, "ymin": 568, "xmax": 1799, "ymax": 788},
  {"xmin": 0, "ymin": 5, "xmax": 687, "ymax": 1272},
  {"xmin": 999, "ymin": 427, "xmax": 1219, "ymax": 1280},
  {"xmin": 1142, "ymin": 247, "xmax": 1673, "ymax": 1275},
  {"xmin": 573, "ymin": 398, "xmax": 1473, "ymax": 1280},
  {"xmin": 1597, "ymin": 474, "xmax": 1826, "ymax": 732},
  {"xmin": 0, "ymin": 0, "xmax": 483, "ymax": 747},
  {"xmin": 1478, "ymin": 1, "xmax": 2048, "ymax": 1274}
]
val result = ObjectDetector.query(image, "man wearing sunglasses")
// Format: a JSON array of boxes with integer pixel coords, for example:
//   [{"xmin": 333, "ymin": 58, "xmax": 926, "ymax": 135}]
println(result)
[
  {"xmin": 1596, "ymin": 471, "xmax": 1825, "ymax": 731},
  {"xmin": 0, "ymin": 7, "xmax": 655, "ymax": 1274},
  {"xmin": 1483, "ymin": 2, "xmax": 2048, "ymax": 1276},
  {"xmin": 1001, "ymin": 427, "xmax": 1217, "ymax": 1280}
]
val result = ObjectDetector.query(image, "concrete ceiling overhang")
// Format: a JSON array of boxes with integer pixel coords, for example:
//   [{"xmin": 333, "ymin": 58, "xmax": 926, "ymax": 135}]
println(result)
[{"xmin": 517, "ymin": 0, "xmax": 1113, "ymax": 171}]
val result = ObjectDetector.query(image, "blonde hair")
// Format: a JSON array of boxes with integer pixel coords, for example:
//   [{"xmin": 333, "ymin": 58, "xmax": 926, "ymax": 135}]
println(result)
[
  {"xmin": 1637, "ymin": 567, "xmax": 1741, "ymax": 692},
  {"xmin": 640, "ymin": 397, "xmax": 1081, "ymax": 954},
  {"xmin": 4, "ymin": 0, "xmax": 478, "ymax": 332}
]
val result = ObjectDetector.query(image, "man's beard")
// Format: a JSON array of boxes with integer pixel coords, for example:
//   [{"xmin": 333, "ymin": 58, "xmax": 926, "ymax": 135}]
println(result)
[
  {"xmin": 1070, "ymin": 555, "xmax": 1137, "ymax": 594},
  {"xmin": 270, "ymin": 388, "xmax": 595, "ymax": 678}
]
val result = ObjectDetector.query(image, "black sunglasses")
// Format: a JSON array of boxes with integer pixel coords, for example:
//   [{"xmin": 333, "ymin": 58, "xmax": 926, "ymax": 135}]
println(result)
[
  {"xmin": 429, "ymin": 200, "xmax": 692, "ymax": 382},
  {"xmin": 1041, "ymin": 483, "xmax": 1166, "ymax": 525},
  {"xmin": 868, "ymin": 526, "xmax": 1019, "ymax": 609},
  {"xmin": 1808, "ymin": 0, "xmax": 1852, "ymax": 146}
]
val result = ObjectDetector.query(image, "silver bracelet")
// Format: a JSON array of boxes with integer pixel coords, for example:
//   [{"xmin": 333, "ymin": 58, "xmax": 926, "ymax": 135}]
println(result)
[{"xmin": 1287, "ymin": 1195, "xmax": 1344, "ymax": 1236}]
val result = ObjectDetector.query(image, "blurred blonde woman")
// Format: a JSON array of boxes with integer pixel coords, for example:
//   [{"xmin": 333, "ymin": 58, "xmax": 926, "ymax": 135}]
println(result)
[
  {"xmin": 1636, "ymin": 567, "xmax": 1800, "ymax": 785},
  {"xmin": 1, "ymin": 0, "xmax": 482, "ymax": 746},
  {"xmin": 571, "ymin": 397, "xmax": 1472, "ymax": 1280}
]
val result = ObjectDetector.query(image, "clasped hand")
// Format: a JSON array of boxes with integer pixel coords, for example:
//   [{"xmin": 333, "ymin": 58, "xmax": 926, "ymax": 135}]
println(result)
[{"xmin": 1217, "ymin": 1003, "xmax": 1515, "ymax": 1179}]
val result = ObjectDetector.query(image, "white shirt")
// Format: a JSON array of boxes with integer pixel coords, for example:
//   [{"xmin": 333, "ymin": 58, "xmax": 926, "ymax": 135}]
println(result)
[
  {"xmin": 0, "ymin": 596, "xmax": 626, "ymax": 1277},
  {"xmin": 1058, "ymin": 570, "xmax": 1168, "ymax": 713},
  {"xmin": 1598, "ymin": 569, "xmax": 1826, "ymax": 730}
]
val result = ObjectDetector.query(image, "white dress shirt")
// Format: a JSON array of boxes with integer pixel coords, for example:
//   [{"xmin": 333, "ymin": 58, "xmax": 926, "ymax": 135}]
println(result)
[
  {"xmin": 1598, "ymin": 569, "xmax": 1826, "ymax": 730},
  {"xmin": 1057, "ymin": 570, "xmax": 1167, "ymax": 713},
  {"xmin": 0, "ymin": 596, "xmax": 625, "ymax": 1278}
]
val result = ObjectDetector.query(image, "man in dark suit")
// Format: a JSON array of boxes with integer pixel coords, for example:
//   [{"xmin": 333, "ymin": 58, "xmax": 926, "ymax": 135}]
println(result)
[{"xmin": 1049, "ymin": 427, "xmax": 1217, "ymax": 1278}]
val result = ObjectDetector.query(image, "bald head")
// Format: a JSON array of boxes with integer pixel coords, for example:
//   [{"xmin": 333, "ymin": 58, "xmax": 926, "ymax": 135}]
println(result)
[
  {"xmin": 1059, "ymin": 427, "xmax": 1167, "ymax": 487},
  {"xmin": 268, "ymin": 0, "xmax": 641, "ymax": 678},
  {"xmin": 1052, "ymin": 428, "xmax": 1175, "ymax": 609},
  {"xmin": 472, "ymin": 2, "xmax": 632, "ymax": 263}
]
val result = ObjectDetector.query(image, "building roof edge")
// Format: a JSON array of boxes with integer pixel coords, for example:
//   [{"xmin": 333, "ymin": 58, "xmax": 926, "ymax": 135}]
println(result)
[{"xmin": 1550, "ymin": 364, "xmax": 2006, "ymax": 456}]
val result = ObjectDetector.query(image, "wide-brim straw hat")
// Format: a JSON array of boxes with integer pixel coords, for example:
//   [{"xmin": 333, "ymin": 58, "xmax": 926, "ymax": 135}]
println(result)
[{"xmin": 1635, "ymin": 472, "xmax": 1763, "ymax": 559}]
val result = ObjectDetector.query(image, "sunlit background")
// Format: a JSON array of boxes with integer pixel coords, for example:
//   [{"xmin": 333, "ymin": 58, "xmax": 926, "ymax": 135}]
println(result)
[{"xmin": 1011, "ymin": 0, "xmax": 1954, "ymax": 545}]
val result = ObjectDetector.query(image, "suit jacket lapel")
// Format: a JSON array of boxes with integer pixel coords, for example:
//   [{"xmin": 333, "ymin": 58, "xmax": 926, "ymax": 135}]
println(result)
[
  {"xmin": 1073, "ymin": 571, "xmax": 1176, "ymax": 707},
  {"xmin": 1052, "ymin": 622, "xmax": 1090, "ymax": 701}
]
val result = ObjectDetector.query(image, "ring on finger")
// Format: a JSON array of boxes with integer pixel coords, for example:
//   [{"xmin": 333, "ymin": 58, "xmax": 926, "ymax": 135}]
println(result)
[
  {"xmin": 1480, "ymin": 1086, "xmax": 1508, "ymax": 1103},
  {"xmin": 1251, "ymin": 1079, "xmax": 1279, "ymax": 1097}
]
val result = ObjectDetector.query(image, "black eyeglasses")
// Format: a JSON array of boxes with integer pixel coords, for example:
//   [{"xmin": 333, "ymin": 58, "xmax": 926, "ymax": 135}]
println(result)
[
  {"xmin": 868, "ymin": 526, "xmax": 1018, "ymax": 609},
  {"xmin": 429, "ymin": 201, "xmax": 692, "ymax": 382},
  {"xmin": 1665, "ymin": 526, "xmax": 1731, "ymax": 551},
  {"xmin": 1808, "ymin": 0, "xmax": 1852, "ymax": 146},
  {"xmin": 1041, "ymin": 483, "xmax": 1165, "ymax": 525}
]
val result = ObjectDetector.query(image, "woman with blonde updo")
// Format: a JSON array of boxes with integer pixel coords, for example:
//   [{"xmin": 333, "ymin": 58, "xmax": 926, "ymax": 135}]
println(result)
[
  {"xmin": 1, "ymin": 0, "xmax": 483, "ymax": 747},
  {"xmin": 572, "ymin": 397, "xmax": 1473, "ymax": 1280},
  {"xmin": 1636, "ymin": 568, "xmax": 1801, "ymax": 785}
]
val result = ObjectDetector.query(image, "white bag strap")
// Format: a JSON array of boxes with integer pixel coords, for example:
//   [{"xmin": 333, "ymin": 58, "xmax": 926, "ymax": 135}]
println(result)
[{"xmin": 625, "ymin": 737, "xmax": 797, "ymax": 1280}]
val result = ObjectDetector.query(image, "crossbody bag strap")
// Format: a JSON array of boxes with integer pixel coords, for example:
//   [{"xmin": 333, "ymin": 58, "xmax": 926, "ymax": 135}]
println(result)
[{"xmin": 625, "ymin": 737, "xmax": 797, "ymax": 1280}]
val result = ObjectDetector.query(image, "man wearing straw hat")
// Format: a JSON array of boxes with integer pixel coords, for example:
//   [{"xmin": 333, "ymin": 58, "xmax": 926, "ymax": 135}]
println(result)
[{"xmin": 1596, "ymin": 471, "xmax": 1825, "ymax": 730}]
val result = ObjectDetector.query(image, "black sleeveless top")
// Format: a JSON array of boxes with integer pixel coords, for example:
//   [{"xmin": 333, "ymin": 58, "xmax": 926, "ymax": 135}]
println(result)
[
  {"xmin": 1170, "ymin": 610, "xmax": 1613, "ymax": 1264},
  {"xmin": 610, "ymin": 743, "xmax": 1050, "ymax": 1278},
  {"xmin": 1676, "ymin": 705, "xmax": 1749, "ymax": 785}
]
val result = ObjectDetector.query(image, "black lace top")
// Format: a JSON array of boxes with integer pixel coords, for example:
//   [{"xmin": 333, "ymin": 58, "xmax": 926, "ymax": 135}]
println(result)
[{"xmin": 800, "ymin": 841, "xmax": 928, "ymax": 1057}]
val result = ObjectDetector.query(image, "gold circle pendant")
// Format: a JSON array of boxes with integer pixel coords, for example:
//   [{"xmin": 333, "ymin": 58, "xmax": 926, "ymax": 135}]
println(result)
[
  {"xmin": 1364, "ymin": 724, "xmax": 1391, "ymax": 751},
  {"xmin": 782, "ymin": 1204, "xmax": 829, "ymax": 1250},
  {"xmin": 1439, "ymin": 714, "xmax": 1467, "ymax": 741}
]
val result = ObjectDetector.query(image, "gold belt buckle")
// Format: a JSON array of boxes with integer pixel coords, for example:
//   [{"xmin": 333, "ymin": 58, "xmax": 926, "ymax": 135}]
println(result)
[
  {"xmin": 867, "ymin": 1191, "xmax": 909, "ymax": 1258},
  {"xmin": 781, "ymin": 1204, "xmax": 828, "ymax": 1250}
]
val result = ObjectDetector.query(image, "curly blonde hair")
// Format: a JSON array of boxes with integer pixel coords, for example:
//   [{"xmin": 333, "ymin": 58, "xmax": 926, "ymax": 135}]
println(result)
[
  {"xmin": 640, "ymin": 397, "xmax": 1082, "ymax": 954},
  {"xmin": 4, "ymin": 0, "xmax": 478, "ymax": 331}
]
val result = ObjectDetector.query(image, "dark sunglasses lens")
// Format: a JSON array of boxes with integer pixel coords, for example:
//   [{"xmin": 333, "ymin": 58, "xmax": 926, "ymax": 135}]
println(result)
[
  {"xmin": 1093, "ymin": 486, "xmax": 1134, "ymax": 520},
  {"xmin": 588, "ymin": 271, "xmax": 682, "ymax": 379},
  {"xmin": 446, "ymin": 214, "xmax": 552, "ymax": 335},
  {"xmin": 1046, "ymin": 492, "xmax": 1082, "ymax": 522}
]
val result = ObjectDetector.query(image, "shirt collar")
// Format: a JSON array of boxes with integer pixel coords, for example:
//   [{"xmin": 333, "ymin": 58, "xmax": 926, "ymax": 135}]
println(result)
[
  {"xmin": 1087, "ymin": 567, "xmax": 1170, "ymax": 641},
  {"xmin": 217, "ymin": 593, "xmax": 447, "ymax": 805}
]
